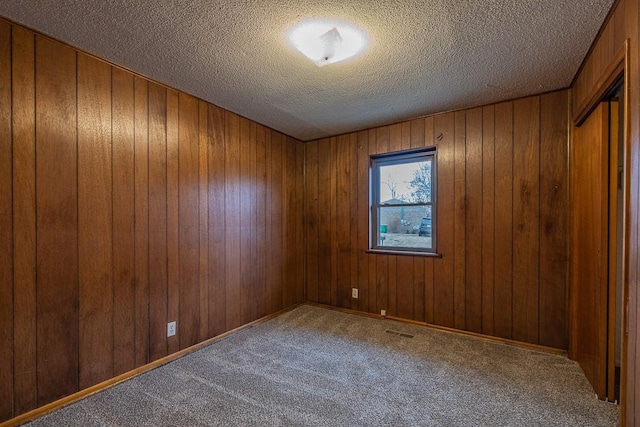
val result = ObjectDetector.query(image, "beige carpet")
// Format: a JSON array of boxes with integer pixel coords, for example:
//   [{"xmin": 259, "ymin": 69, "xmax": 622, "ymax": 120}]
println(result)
[{"xmin": 26, "ymin": 305, "xmax": 619, "ymax": 426}]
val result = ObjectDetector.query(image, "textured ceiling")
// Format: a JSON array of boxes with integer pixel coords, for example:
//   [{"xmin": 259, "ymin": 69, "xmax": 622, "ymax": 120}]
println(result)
[{"xmin": 0, "ymin": 1, "xmax": 615, "ymax": 141}]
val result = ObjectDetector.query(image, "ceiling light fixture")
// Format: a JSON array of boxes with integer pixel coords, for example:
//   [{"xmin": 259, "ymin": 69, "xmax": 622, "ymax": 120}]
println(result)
[{"xmin": 288, "ymin": 18, "xmax": 368, "ymax": 67}]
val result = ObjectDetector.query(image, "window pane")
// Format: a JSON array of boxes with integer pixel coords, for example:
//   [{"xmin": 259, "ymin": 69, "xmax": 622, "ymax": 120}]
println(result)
[
  {"xmin": 379, "ymin": 159, "xmax": 432, "ymax": 203},
  {"xmin": 377, "ymin": 205, "xmax": 432, "ymax": 250}
]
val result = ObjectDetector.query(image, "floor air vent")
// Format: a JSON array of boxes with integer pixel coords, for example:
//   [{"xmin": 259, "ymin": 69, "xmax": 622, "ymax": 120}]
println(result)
[{"xmin": 385, "ymin": 329, "xmax": 414, "ymax": 338}]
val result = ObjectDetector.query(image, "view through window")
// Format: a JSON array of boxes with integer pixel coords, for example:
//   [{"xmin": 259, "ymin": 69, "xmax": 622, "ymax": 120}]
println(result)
[{"xmin": 371, "ymin": 148, "xmax": 436, "ymax": 253}]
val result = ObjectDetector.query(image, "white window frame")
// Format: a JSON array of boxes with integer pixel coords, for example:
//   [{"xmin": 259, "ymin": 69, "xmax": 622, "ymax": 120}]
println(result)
[{"xmin": 370, "ymin": 147, "xmax": 437, "ymax": 254}]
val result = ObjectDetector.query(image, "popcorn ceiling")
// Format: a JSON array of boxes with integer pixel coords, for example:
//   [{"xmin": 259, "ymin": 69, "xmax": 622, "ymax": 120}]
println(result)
[{"xmin": 0, "ymin": 0, "xmax": 614, "ymax": 141}]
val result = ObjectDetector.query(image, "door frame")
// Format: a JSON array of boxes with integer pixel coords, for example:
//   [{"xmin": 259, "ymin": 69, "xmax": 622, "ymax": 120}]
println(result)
[{"xmin": 571, "ymin": 38, "xmax": 630, "ymax": 420}]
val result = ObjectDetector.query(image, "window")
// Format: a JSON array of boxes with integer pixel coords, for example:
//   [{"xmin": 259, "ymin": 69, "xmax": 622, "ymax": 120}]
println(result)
[{"xmin": 370, "ymin": 147, "xmax": 436, "ymax": 254}]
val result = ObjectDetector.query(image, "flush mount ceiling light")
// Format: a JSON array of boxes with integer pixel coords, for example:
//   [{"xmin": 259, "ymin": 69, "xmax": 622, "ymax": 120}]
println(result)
[{"xmin": 287, "ymin": 18, "xmax": 368, "ymax": 67}]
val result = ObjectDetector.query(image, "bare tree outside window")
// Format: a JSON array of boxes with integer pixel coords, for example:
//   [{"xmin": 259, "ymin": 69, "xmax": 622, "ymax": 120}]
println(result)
[
  {"xmin": 383, "ymin": 175, "xmax": 400, "ymax": 200},
  {"xmin": 409, "ymin": 163, "xmax": 432, "ymax": 203}
]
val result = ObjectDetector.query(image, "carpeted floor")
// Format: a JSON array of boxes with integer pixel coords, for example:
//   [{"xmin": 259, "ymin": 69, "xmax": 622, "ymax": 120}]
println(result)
[{"xmin": 26, "ymin": 305, "xmax": 619, "ymax": 426}]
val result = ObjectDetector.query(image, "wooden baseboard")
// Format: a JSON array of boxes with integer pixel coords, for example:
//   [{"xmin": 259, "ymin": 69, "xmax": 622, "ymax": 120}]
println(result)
[
  {"xmin": 1, "ymin": 303, "xmax": 303, "ymax": 427},
  {"xmin": 306, "ymin": 302, "xmax": 568, "ymax": 357}
]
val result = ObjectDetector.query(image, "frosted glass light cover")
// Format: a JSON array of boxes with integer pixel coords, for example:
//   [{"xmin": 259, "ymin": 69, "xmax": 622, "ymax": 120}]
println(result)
[{"xmin": 288, "ymin": 18, "xmax": 368, "ymax": 67}]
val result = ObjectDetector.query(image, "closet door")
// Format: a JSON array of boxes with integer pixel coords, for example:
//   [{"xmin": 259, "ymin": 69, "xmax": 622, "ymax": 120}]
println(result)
[{"xmin": 570, "ymin": 102, "xmax": 609, "ymax": 399}]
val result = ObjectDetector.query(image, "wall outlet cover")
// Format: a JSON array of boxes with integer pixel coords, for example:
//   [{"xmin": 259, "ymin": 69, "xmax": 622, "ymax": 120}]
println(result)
[
  {"xmin": 352, "ymin": 288, "xmax": 359, "ymax": 298},
  {"xmin": 167, "ymin": 321, "xmax": 176, "ymax": 337}
]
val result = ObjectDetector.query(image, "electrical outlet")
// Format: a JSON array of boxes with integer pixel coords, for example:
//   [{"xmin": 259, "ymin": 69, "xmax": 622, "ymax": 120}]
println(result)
[
  {"xmin": 352, "ymin": 288, "xmax": 359, "ymax": 299},
  {"xmin": 381, "ymin": 309, "xmax": 386, "ymax": 317},
  {"xmin": 167, "ymin": 321, "xmax": 176, "ymax": 337}
]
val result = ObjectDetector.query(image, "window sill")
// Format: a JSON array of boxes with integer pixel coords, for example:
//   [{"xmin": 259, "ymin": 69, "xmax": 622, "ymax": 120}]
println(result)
[{"xmin": 366, "ymin": 249, "xmax": 443, "ymax": 258}]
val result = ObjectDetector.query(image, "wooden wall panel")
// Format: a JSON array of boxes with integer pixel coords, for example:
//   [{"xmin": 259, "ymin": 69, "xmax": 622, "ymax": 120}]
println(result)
[
  {"xmin": 413, "ymin": 257, "xmax": 425, "ymax": 323},
  {"xmin": 2, "ymin": 19, "xmax": 305, "ymax": 422},
  {"xmin": 165, "ymin": 89, "xmax": 179, "ymax": 356},
  {"xmin": 453, "ymin": 111, "xmax": 466, "ymax": 330},
  {"xmin": 239, "ymin": 118, "xmax": 252, "ymax": 324},
  {"xmin": 224, "ymin": 112, "xmax": 241, "ymax": 330},
  {"xmin": 295, "ymin": 139, "xmax": 306, "ymax": 304},
  {"xmin": 198, "ymin": 101, "xmax": 209, "ymax": 341},
  {"xmin": 304, "ymin": 92, "xmax": 569, "ymax": 350},
  {"xmin": 255, "ymin": 125, "xmax": 267, "ymax": 318},
  {"xmin": 282, "ymin": 133, "xmax": 292, "ymax": 310},
  {"xmin": 279, "ymin": 134, "xmax": 289, "ymax": 309},
  {"xmin": 12, "ymin": 25, "xmax": 37, "ymax": 415},
  {"xmin": 133, "ymin": 76, "xmax": 149, "ymax": 367},
  {"xmin": 147, "ymin": 82, "xmax": 168, "ymax": 362},
  {"xmin": 465, "ymin": 108, "xmax": 483, "ymax": 334},
  {"xmin": 396, "ymin": 257, "xmax": 414, "ymax": 319},
  {"xmin": 285, "ymin": 134, "xmax": 298, "ymax": 306},
  {"xmin": 329, "ymin": 136, "xmax": 338, "ymax": 307},
  {"xmin": 269, "ymin": 132, "xmax": 284, "ymax": 313},
  {"xmin": 253, "ymin": 123, "xmax": 263, "ymax": 315},
  {"xmin": 317, "ymin": 138, "xmax": 332, "ymax": 305},
  {"xmin": 336, "ymin": 134, "xmax": 352, "ymax": 308},
  {"xmin": 305, "ymin": 141, "xmax": 319, "ymax": 302},
  {"xmin": 388, "ymin": 256, "xmax": 398, "ymax": 316},
  {"xmin": 356, "ymin": 131, "xmax": 370, "ymax": 313},
  {"xmin": 539, "ymin": 91, "xmax": 569, "ymax": 349},
  {"xmin": 246, "ymin": 121, "xmax": 258, "ymax": 319},
  {"xmin": 410, "ymin": 118, "xmax": 425, "ymax": 149},
  {"xmin": 207, "ymin": 105, "xmax": 226, "ymax": 337},
  {"xmin": 264, "ymin": 131, "xmax": 274, "ymax": 311},
  {"xmin": 178, "ymin": 93, "xmax": 200, "ymax": 349},
  {"xmin": 481, "ymin": 105, "xmax": 495, "ymax": 336},
  {"xmin": 0, "ymin": 20, "xmax": 12, "ymax": 421},
  {"xmin": 493, "ymin": 102, "xmax": 514, "ymax": 340},
  {"xmin": 111, "ymin": 68, "xmax": 136, "ymax": 376},
  {"xmin": 349, "ymin": 134, "xmax": 359, "ymax": 312},
  {"xmin": 285, "ymin": 133, "xmax": 297, "ymax": 310},
  {"xmin": 78, "ymin": 53, "xmax": 114, "ymax": 389},
  {"xmin": 35, "ymin": 36, "xmax": 79, "ymax": 405},
  {"xmin": 512, "ymin": 96, "xmax": 540, "ymax": 344},
  {"xmin": 433, "ymin": 113, "xmax": 456, "ymax": 328},
  {"xmin": 273, "ymin": 132, "xmax": 286, "ymax": 311}
]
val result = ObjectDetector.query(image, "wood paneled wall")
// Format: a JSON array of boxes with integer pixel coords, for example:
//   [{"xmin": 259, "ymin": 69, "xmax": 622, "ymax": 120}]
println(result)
[
  {"xmin": 571, "ymin": 0, "xmax": 640, "ymax": 423},
  {"xmin": 304, "ymin": 91, "xmax": 569, "ymax": 349},
  {"xmin": 0, "ymin": 22, "xmax": 305, "ymax": 422}
]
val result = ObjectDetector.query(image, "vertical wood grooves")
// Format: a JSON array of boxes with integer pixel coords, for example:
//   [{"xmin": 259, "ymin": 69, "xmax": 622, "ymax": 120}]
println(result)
[
  {"xmin": 112, "ymin": 67, "xmax": 135, "ymax": 377},
  {"xmin": 0, "ymin": 20, "xmax": 12, "ymax": 422},
  {"xmin": 78, "ymin": 52, "xmax": 114, "ymax": 390},
  {"xmin": 12, "ymin": 25, "xmax": 37, "ymax": 416},
  {"xmin": 0, "ymin": 23, "xmax": 305, "ymax": 423},
  {"xmin": 133, "ymin": 76, "xmax": 149, "ymax": 368},
  {"xmin": 35, "ymin": 35, "xmax": 78, "ymax": 407},
  {"xmin": 481, "ymin": 105, "xmax": 495, "ymax": 336},
  {"xmin": 304, "ymin": 92, "xmax": 569, "ymax": 349}
]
